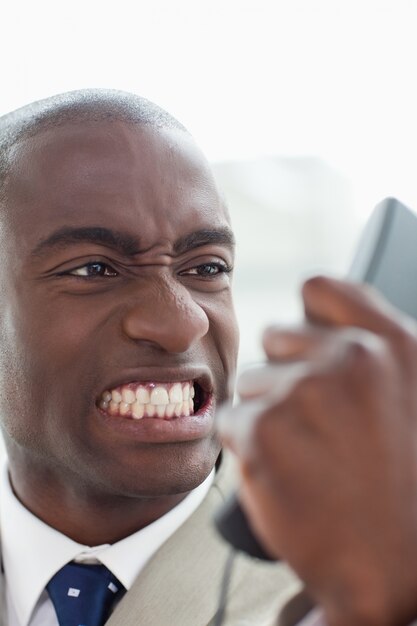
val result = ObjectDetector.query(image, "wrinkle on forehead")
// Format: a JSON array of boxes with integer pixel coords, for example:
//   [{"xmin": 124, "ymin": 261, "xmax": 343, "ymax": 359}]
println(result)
[
  {"xmin": 4, "ymin": 122, "xmax": 220, "ymax": 209},
  {"xmin": 1, "ymin": 121, "xmax": 232, "ymax": 267}
]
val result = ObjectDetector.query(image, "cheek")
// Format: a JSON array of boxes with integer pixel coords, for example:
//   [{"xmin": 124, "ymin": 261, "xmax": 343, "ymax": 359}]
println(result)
[
  {"xmin": 206, "ymin": 295, "xmax": 240, "ymax": 399},
  {"xmin": 18, "ymin": 289, "xmax": 106, "ymax": 367},
  {"xmin": 0, "ymin": 304, "xmax": 50, "ymax": 446},
  {"xmin": 0, "ymin": 294, "xmax": 98, "ymax": 443},
  {"xmin": 217, "ymin": 296, "xmax": 239, "ymax": 370}
]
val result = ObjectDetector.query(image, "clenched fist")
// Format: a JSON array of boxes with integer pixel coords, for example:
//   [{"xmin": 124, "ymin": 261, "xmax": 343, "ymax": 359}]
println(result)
[{"xmin": 219, "ymin": 276, "xmax": 417, "ymax": 626}]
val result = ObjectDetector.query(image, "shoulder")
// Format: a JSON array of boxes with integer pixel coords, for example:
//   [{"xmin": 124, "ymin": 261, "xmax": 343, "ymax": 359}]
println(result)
[
  {"xmin": 221, "ymin": 551, "xmax": 301, "ymax": 626},
  {"xmin": 110, "ymin": 452, "xmax": 300, "ymax": 626},
  {"xmin": 207, "ymin": 451, "xmax": 302, "ymax": 625}
]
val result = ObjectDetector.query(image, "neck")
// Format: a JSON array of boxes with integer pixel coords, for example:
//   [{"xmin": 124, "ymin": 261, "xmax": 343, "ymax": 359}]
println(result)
[{"xmin": 7, "ymin": 458, "xmax": 191, "ymax": 545}]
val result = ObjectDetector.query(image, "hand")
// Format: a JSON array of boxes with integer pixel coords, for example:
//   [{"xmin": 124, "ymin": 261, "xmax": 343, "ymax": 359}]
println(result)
[{"xmin": 220, "ymin": 276, "xmax": 417, "ymax": 626}]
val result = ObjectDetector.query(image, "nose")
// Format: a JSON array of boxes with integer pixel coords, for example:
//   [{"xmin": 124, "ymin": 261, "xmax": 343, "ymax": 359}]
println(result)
[{"xmin": 121, "ymin": 276, "xmax": 209, "ymax": 353}]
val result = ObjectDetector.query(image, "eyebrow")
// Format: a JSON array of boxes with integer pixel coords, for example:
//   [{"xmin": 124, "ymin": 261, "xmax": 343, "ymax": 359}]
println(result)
[
  {"xmin": 173, "ymin": 227, "xmax": 235, "ymax": 254},
  {"xmin": 31, "ymin": 225, "xmax": 235, "ymax": 258},
  {"xmin": 31, "ymin": 227, "xmax": 141, "ymax": 258}
]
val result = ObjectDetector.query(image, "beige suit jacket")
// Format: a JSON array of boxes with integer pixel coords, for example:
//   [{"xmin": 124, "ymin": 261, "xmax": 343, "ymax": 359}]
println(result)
[
  {"xmin": 0, "ymin": 560, "xmax": 4, "ymax": 626},
  {"xmin": 276, "ymin": 590, "xmax": 417, "ymax": 626},
  {"xmin": 0, "ymin": 453, "xmax": 298, "ymax": 626},
  {"xmin": 107, "ymin": 453, "xmax": 299, "ymax": 625}
]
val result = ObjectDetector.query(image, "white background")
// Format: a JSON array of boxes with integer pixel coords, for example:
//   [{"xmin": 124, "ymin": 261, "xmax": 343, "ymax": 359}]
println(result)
[{"xmin": 1, "ymin": 0, "xmax": 416, "ymax": 362}]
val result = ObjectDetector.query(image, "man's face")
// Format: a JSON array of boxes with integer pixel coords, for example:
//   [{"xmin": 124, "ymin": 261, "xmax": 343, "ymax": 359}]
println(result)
[{"xmin": 0, "ymin": 120, "xmax": 239, "ymax": 498}]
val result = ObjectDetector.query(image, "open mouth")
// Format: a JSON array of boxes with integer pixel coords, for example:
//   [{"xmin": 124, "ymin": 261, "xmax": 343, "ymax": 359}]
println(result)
[{"xmin": 98, "ymin": 380, "xmax": 207, "ymax": 420}]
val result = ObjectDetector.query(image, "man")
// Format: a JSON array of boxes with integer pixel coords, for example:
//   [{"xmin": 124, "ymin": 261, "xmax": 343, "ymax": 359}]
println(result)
[
  {"xmin": 220, "ymin": 277, "xmax": 417, "ymax": 626},
  {"xmin": 0, "ymin": 90, "xmax": 297, "ymax": 626}
]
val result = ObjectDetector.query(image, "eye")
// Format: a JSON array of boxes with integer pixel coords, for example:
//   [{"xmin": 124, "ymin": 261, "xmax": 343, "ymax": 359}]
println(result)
[
  {"xmin": 179, "ymin": 262, "xmax": 232, "ymax": 278},
  {"xmin": 64, "ymin": 262, "xmax": 119, "ymax": 278}
]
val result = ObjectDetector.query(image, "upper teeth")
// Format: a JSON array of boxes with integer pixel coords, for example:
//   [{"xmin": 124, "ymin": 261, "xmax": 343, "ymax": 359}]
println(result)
[{"xmin": 99, "ymin": 381, "xmax": 197, "ymax": 420}]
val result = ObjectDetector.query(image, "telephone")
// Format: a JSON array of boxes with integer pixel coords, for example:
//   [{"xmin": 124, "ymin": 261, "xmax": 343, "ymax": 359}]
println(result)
[{"xmin": 215, "ymin": 197, "xmax": 417, "ymax": 559}]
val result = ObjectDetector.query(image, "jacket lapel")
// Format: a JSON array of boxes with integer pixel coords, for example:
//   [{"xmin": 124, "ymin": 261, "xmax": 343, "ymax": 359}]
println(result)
[
  {"xmin": 106, "ymin": 452, "xmax": 236, "ymax": 626},
  {"xmin": 0, "ymin": 526, "xmax": 5, "ymax": 626},
  {"xmin": 0, "ymin": 574, "xmax": 4, "ymax": 626},
  {"xmin": 107, "ymin": 453, "xmax": 299, "ymax": 626},
  {"xmin": 0, "ymin": 452, "xmax": 298, "ymax": 626}
]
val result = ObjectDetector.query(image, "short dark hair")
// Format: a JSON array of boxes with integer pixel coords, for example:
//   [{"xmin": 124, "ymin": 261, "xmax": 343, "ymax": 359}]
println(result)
[{"xmin": 0, "ymin": 88, "xmax": 188, "ymax": 197}]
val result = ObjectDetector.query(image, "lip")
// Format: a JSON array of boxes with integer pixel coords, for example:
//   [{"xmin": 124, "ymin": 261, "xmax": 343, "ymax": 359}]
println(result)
[
  {"xmin": 98, "ymin": 366, "xmax": 214, "ymax": 398},
  {"xmin": 94, "ymin": 366, "xmax": 216, "ymax": 444}
]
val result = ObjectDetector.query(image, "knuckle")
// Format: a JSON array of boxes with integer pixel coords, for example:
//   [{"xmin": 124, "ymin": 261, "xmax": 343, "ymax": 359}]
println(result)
[
  {"xmin": 343, "ymin": 330, "xmax": 387, "ymax": 369},
  {"xmin": 346, "ymin": 338, "xmax": 373, "ymax": 366}
]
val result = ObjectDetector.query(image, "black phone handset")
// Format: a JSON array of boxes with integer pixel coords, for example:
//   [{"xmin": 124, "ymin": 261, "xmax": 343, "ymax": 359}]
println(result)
[{"xmin": 214, "ymin": 198, "xmax": 417, "ymax": 560}]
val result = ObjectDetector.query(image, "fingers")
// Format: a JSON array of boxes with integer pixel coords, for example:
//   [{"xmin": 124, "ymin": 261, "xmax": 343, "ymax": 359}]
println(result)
[
  {"xmin": 218, "ymin": 361, "xmax": 311, "ymax": 455},
  {"xmin": 262, "ymin": 276, "xmax": 415, "ymax": 365},
  {"xmin": 236, "ymin": 361, "xmax": 311, "ymax": 399},
  {"xmin": 222, "ymin": 274, "xmax": 417, "ymax": 463},
  {"xmin": 302, "ymin": 275, "xmax": 415, "ymax": 336},
  {"xmin": 219, "ymin": 273, "xmax": 417, "ymax": 625},
  {"xmin": 262, "ymin": 325, "xmax": 325, "ymax": 362},
  {"xmin": 216, "ymin": 395, "xmax": 267, "ymax": 456}
]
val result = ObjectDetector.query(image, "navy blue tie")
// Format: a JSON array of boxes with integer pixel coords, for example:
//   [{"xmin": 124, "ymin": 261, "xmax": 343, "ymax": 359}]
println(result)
[{"xmin": 46, "ymin": 562, "xmax": 125, "ymax": 626}]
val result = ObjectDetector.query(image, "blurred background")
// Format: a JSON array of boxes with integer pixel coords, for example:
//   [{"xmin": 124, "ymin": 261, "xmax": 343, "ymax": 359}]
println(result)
[{"xmin": 1, "ymin": 0, "xmax": 416, "ymax": 366}]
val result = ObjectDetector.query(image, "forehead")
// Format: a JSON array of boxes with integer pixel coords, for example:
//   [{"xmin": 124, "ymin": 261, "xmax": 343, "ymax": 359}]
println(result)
[{"xmin": 3, "ymin": 120, "xmax": 230, "ymax": 249}]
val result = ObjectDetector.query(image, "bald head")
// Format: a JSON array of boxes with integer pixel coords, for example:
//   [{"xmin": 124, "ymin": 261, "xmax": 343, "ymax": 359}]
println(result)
[{"xmin": 0, "ymin": 89, "xmax": 188, "ymax": 197}]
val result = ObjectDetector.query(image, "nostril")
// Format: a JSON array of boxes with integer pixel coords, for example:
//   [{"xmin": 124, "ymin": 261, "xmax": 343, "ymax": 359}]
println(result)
[{"xmin": 122, "ymin": 300, "xmax": 209, "ymax": 353}]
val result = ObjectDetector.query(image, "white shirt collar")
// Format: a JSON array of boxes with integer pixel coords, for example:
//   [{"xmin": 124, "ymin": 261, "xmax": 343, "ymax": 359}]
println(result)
[{"xmin": 0, "ymin": 460, "xmax": 214, "ymax": 626}]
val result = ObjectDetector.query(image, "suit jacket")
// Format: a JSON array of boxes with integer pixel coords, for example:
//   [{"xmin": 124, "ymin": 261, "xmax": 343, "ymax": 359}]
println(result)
[
  {"xmin": 276, "ymin": 590, "xmax": 417, "ymax": 626},
  {"xmin": 107, "ymin": 452, "xmax": 299, "ymax": 625},
  {"xmin": 276, "ymin": 591, "xmax": 316, "ymax": 626},
  {"xmin": 0, "ymin": 557, "xmax": 4, "ymax": 626},
  {"xmin": 0, "ymin": 453, "xmax": 299, "ymax": 626}
]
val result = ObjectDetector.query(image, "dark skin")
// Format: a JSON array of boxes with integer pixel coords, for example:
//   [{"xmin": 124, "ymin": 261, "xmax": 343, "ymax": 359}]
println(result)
[
  {"xmin": 0, "ymin": 120, "xmax": 239, "ymax": 545},
  {"xmin": 222, "ymin": 277, "xmax": 417, "ymax": 626}
]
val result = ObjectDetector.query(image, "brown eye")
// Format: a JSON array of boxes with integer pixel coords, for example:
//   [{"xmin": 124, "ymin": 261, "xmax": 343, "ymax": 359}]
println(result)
[
  {"xmin": 180, "ymin": 262, "xmax": 232, "ymax": 278},
  {"xmin": 68, "ymin": 262, "xmax": 118, "ymax": 277},
  {"xmin": 196, "ymin": 264, "xmax": 222, "ymax": 276}
]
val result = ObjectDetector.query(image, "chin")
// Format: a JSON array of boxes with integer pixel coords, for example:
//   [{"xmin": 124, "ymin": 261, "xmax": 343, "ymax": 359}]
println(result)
[{"xmin": 95, "ymin": 438, "xmax": 221, "ymax": 498}]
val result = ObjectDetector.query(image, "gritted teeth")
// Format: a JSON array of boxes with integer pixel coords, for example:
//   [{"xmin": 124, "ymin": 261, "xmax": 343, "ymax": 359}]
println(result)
[{"xmin": 98, "ymin": 381, "xmax": 197, "ymax": 420}]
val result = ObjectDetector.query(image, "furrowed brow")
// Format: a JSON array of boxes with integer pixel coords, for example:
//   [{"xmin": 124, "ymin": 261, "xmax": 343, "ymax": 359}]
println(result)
[
  {"xmin": 173, "ymin": 228, "xmax": 235, "ymax": 255},
  {"xmin": 31, "ymin": 227, "xmax": 141, "ymax": 258}
]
